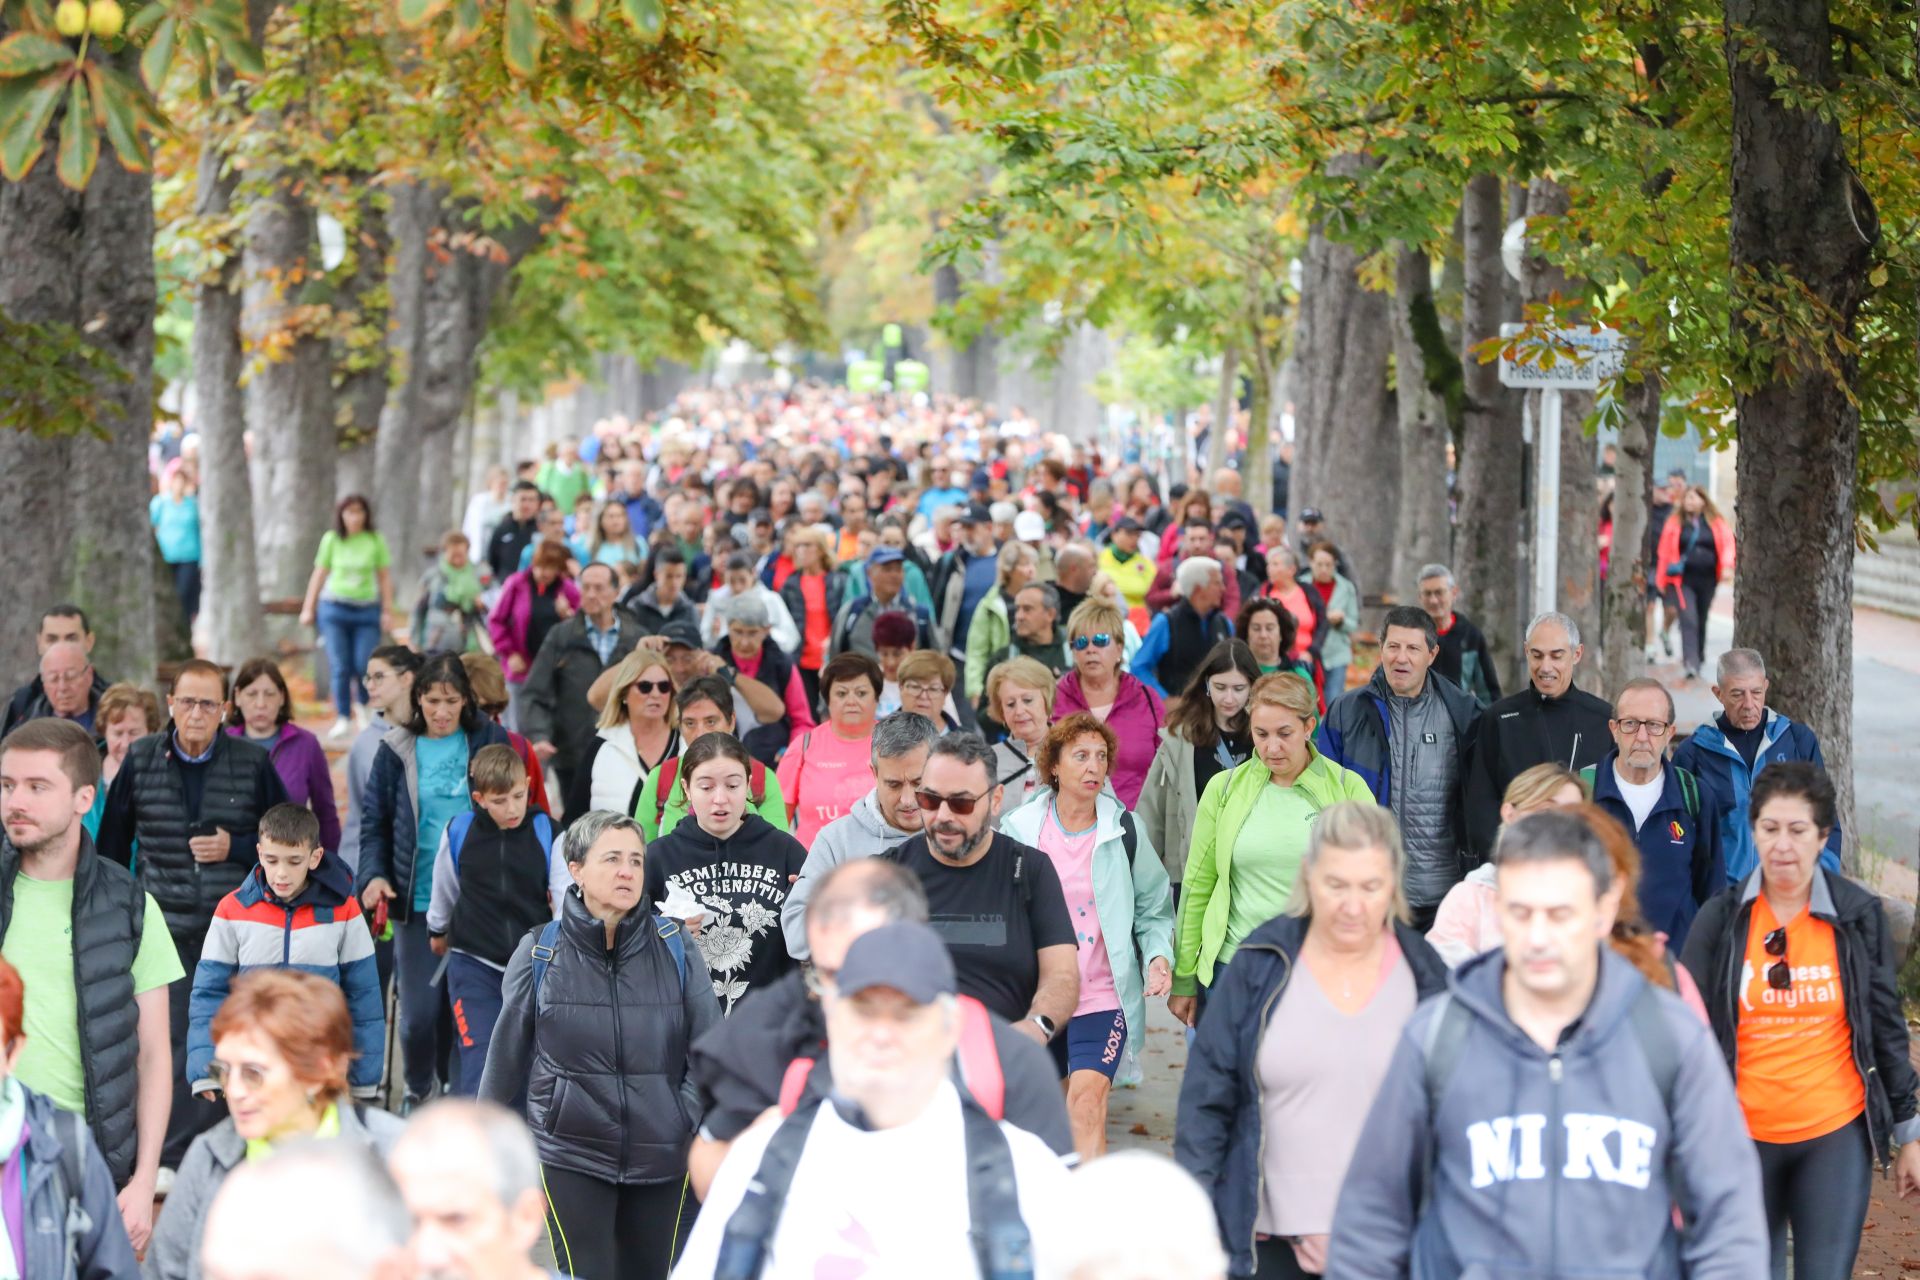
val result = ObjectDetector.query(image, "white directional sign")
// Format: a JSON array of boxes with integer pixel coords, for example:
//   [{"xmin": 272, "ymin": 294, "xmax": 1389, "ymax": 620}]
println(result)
[{"xmin": 1497, "ymin": 324, "xmax": 1625, "ymax": 390}]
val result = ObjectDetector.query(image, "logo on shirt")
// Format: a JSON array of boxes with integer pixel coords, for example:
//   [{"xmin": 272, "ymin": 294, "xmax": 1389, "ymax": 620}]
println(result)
[
  {"xmin": 1421, "ymin": 732, "xmax": 1438, "ymax": 744},
  {"xmin": 1668, "ymin": 820, "xmax": 1685, "ymax": 842},
  {"xmin": 1466, "ymin": 1113, "xmax": 1659, "ymax": 1190}
]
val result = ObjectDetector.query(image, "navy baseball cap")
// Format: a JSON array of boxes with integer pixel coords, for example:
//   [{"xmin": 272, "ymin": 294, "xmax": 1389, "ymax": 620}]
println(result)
[
  {"xmin": 868, "ymin": 546, "xmax": 906, "ymax": 566},
  {"xmin": 835, "ymin": 921, "xmax": 957, "ymax": 1004}
]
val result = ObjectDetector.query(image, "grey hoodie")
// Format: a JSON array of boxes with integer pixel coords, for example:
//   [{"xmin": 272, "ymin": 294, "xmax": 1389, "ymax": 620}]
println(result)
[
  {"xmin": 780, "ymin": 788, "xmax": 917, "ymax": 959},
  {"xmin": 1326, "ymin": 948, "xmax": 1766, "ymax": 1280}
]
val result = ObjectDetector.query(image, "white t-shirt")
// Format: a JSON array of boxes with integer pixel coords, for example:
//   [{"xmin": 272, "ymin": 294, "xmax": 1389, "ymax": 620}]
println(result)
[
  {"xmin": 672, "ymin": 1080, "xmax": 1070, "ymax": 1280},
  {"xmin": 1613, "ymin": 766, "xmax": 1665, "ymax": 832}
]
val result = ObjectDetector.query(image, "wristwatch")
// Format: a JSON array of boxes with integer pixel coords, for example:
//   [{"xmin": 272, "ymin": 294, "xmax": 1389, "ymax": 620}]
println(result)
[{"xmin": 1029, "ymin": 1014, "xmax": 1058, "ymax": 1040}]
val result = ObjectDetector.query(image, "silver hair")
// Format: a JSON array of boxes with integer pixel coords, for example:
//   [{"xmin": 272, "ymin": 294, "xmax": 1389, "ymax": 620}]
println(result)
[
  {"xmin": 564, "ymin": 809, "xmax": 644, "ymax": 865},
  {"xmin": 1284, "ymin": 801, "xmax": 1409, "ymax": 922},
  {"xmin": 1173, "ymin": 556, "xmax": 1223, "ymax": 599},
  {"xmin": 210, "ymin": 1141, "xmax": 411, "ymax": 1277},
  {"xmin": 871, "ymin": 711, "xmax": 940, "ymax": 767},
  {"xmin": 1019, "ymin": 582, "xmax": 1062, "ymax": 614},
  {"xmin": 1525, "ymin": 610, "xmax": 1582, "ymax": 649},
  {"xmin": 1417, "ymin": 563, "xmax": 1454, "ymax": 587},
  {"xmin": 807, "ymin": 856, "xmax": 930, "ymax": 931},
  {"xmin": 1717, "ymin": 647, "xmax": 1767, "ymax": 682},
  {"xmin": 401, "ymin": 1099, "xmax": 542, "ymax": 1207}
]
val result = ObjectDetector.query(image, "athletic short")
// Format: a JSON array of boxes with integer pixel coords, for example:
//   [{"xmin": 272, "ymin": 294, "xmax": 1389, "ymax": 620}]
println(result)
[{"xmin": 1049, "ymin": 1008, "xmax": 1127, "ymax": 1080}]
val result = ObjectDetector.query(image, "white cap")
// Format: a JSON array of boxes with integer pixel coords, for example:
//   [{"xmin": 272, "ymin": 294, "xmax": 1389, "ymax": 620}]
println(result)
[{"xmin": 1013, "ymin": 511, "xmax": 1047, "ymax": 543}]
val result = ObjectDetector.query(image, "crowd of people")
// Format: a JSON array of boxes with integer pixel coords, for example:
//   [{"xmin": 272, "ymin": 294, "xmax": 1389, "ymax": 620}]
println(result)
[{"xmin": 0, "ymin": 383, "xmax": 1893, "ymax": 1279}]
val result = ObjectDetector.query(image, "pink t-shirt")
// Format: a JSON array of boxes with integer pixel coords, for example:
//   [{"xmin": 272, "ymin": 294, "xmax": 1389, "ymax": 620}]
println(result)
[
  {"xmin": 1038, "ymin": 801, "xmax": 1118, "ymax": 1016},
  {"xmin": 776, "ymin": 725, "xmax": 875, "ymax": 847}
]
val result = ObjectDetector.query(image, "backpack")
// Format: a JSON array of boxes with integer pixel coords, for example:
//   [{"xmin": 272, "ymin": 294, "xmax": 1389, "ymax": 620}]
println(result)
[
  {"xmin": 777, "ymin": 993, "xmax": 1005, "ymax": 1120},
  {"xmin": 444, "ymin": 810, "xmax": 556, "ymax": 876},
  {"xmin": 529, "ymin": 914, "xmax": 688, "ymax": 999},
  {"xmin": 1581, "ymin": 764, "xmax": 1699, "ymax": 820},
  {"xmin": 881, "ymin": 814, "xmax": 1139, "ymax": 914},
  {"xmin": 47, "ymin": 1106, "xmax": 89, "ymax": 1265},
  {"xmin": 635, "ymin": 756, "xmax": 768, "ymax": 832}
]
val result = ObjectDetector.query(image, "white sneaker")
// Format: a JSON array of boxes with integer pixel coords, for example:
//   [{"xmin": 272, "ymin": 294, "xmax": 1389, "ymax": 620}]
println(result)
[
  {"xmin": 327, "ymin": 717, "xmax": 353, "ymax": 742},
  {"xmin": 353, "ymin": 704, "xmax": 370, "ymax": 731},
  {"xmin": 155, "ymin": 1166, "xmax": 176, "ymax": 1198}
]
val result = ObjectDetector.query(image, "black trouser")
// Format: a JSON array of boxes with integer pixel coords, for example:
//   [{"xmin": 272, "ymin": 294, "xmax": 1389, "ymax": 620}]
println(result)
[
  {"xmin": 1407, "ymin": 901, "xmax": 1440, "ymax": 933},
  {"xmin": 1755, "ymin": 1114, "xmax": 1872, "ymax": 1280},
  {"xmin": 1237, "ymin": 1235, "xmax": 1317, "ymax": 1279},
  {"xmin": 163, "ymin": 929, "xmax": 227, "ymax": 1168},
  {"xmin": 541, "ymin": 1164, "xmax": 694, "ymax": 1280},
  {"xmin": 1676, "ymin": 571, "xmax": 1717, "ymax": 674}
]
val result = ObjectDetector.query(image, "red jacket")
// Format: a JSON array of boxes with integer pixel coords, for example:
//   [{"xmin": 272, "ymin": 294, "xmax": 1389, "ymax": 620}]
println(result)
[{"xmin": 1653, "ymin": 513, "xmax": 1735, "ymax": 595}]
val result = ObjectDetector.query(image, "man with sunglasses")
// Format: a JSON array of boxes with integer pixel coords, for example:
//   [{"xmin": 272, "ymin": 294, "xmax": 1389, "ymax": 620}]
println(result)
[
  {"xmin": 879, "ymin": 733, "xmax": 1079, "ymax": 1041},
  {"xmin": 1581, "ymin": 677, "xmax": 1725, "ymax": 952}
]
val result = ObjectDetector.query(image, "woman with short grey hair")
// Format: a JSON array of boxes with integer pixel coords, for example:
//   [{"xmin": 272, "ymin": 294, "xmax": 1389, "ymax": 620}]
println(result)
[
  {"xmin": 1176, "ymin": 801, "xmax": 1448, "ymax": 1278},
  {"xmin": 479, "ymin": 809, "xmax": 721, "ymax": 1280}
]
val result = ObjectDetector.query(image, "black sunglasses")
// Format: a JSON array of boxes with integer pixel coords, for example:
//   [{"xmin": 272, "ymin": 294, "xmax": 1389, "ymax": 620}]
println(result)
[
  {"xmin": 632, "ymin": 679, "xmax": 673, "ymax": 695},
  {"xmin": 1763, "ymin": 926, "xmax": 1791, "ymax": 990},
  {"xmin": 915, "ymin": 788, "xmax": 984, "ymax": 816}
]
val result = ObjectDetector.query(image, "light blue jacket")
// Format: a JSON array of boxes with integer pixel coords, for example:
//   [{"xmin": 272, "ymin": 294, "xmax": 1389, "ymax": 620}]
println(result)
[
  {"xmin": 1672, "ymin": 708, "xmax": 1842, "ymax": 884},
  {"xmin": 999, "ymin": 791, "xmax": 1174, "ymax": 1087}
]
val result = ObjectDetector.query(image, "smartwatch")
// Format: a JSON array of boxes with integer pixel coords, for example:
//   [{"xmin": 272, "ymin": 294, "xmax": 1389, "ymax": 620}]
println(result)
[{"xmin": 1029, "ymin": 1013, "xmax": 1058, "ymax": 1040}]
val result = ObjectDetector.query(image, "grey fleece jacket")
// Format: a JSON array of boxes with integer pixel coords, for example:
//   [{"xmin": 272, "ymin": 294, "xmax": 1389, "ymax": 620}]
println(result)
[
  {"xmin": 780, "ymin": 789, "xmax": 918, "ymax": 960},
  {"xmin": 1326, "ymin": 948, "xmax": 1766, "ymax": 1280}
]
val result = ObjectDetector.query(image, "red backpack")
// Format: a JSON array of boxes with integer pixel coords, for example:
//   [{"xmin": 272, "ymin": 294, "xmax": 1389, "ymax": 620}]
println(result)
[
  {"xmin": 631, "ymin": 755, "xmax": 770, "ymax": 830},
  {"xmin": 777, "ymin": 993, "xmax": 1004, "ymax": 1119}
]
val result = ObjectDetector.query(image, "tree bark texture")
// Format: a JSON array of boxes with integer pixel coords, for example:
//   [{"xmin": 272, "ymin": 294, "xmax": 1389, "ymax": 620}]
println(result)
[
  {"xmin": 1242, "ymin": 335, "xmax": 1277, "ymax": 519},
  {"xmin": 1290, "ymin": 204, "xmax": 1399, "ymax": 597},
  {"xmin": 1726, "ymin": 0, "xmax": 1870, "ymax": 868},
  {"xmin": 374, "ymin": 181, "xmax": 437, "ymax": 592},
  {"xmin": 1453, "ymin": 172, "xmax": 1526, "ymax": 691},
  {"xmin": 1206, "ymin": 344, "xmax": 1239, "ymax": 479},
  {"xmin": 1600, "ymin": 371, "xmax": 1656, "ymax": 701},
  {"xmin": 0, "ymin": 95, "xmax": 157, "ymax": 689},
  {"xmin": 1390, "ymin": 245, "xmax": 1452, "ymax": 596}
]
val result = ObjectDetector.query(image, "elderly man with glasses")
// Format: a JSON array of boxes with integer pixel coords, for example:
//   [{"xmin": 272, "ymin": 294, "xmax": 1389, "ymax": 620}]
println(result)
[{"xmin": 1582, "ymin": 676, "xmax": 1726, "ymax": 952}]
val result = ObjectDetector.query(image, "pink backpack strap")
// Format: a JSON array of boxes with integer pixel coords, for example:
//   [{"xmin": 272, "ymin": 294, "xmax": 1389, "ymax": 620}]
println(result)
[
  {"xmin": 777, "ymin": 1056, "xmax": 815, "ymax": 1115},
  {"xmin": 954, "ymin": 996, "xmax": 1004, "ymax": 1120}
]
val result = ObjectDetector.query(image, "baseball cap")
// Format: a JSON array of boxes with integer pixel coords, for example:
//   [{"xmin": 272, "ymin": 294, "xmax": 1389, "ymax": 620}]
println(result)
[
  {"xmin": 835, "ymin": 921, "xmax": 957, "ymax": 1004},
  {"xmin": 1299, "ymin": 508, "xmax": 1325, "ymax": 524},
  {"xmin": 657, "ymin": 619, "xmax": 703, "ymax": 650},
  {"xmin": 724, "ymin": 595, "xmax": 771, "ymax": 628},
  {"xmin": 868, "ymin": 545, "xmax": 906, "ymax": 567},
  {"xmin": 956, "ymin": 502, "xmax": 993, "ymax": 525},
  {"xmin": 1013, "ymin": 511, "xmax": 1047, "ymax": 543},
  {"xmin": 1111, "ymin": 515, "xmax": 1143, "ymax": 534},
  {"xmin": 989, "ymin": 501, "xmax": 1019, "ymax": 525}
]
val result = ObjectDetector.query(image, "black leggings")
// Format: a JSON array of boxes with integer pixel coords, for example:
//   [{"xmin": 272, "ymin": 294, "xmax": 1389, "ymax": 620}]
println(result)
[
  {"xmin": 1238, "ymin": 1235, "xmax": 1318, "ymax": 1279},
  {"xmin": 541, "ymin": 1164, "xmax": 694, "ymax": 1280},
  {"xmin": 1754, "ymin": 1115, "xmax": 1872, "ymax": 1280}
]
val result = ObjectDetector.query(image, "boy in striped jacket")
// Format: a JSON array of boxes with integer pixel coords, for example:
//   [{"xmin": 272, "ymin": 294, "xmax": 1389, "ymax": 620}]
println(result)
[{"xmin": 186, "ymin": 803, "xmax": 385, "ymax": 1097}]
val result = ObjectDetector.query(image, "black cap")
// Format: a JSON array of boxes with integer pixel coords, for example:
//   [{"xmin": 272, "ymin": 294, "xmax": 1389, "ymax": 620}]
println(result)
[
  {"xmin": 657, "ymin": 619, "xmax": 703, "ymax": 650},
  {"xmin": 1299, "ymin": 507, "xmax": 1324, "ymax": 523},
  {"xmin": 836, "ymin": 921, "xmax": 957, "ymax": 1004},
  {"xmin": 1111, "ymin": 515, "xmax": 1143, "ymax": 534},
  {"xmin": 956, "ymin": 501, "xmax": 993, "ymax": 526}
]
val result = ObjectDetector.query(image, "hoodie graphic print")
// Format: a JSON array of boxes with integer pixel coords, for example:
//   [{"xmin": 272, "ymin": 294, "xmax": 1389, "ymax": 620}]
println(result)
[{"xmin": 645, "ymin": 813, "xmax": 806, "ymax": 1012}]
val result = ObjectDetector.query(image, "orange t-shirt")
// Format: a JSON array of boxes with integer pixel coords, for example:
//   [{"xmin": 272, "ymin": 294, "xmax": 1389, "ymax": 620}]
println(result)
[
  {"xmin": 799, "ymin": 573, "xmax": 829, "ymax": 670},
  {"xmin": 1734, "ymin": 897, "xmax": 1864, "ymax": 1143}
]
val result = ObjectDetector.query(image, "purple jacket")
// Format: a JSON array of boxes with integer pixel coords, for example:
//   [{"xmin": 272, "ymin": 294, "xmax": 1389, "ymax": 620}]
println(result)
[
  {"xmin": 487, "ymin": 570, "xmax": 581, "ymax": 684},
  {"xmin": 226, "ymin": 721, "xmax": 342, "ymax": 853},
  {"xmin": 1052, "ymin": 670, "xmax": 1164, "ymax": 808}
]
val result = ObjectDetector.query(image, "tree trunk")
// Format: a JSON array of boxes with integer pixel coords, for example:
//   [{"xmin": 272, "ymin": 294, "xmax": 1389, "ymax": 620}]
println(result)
[
  {"xmin": 1391, "ymin": 245, "xmax": 1452, "ymax": 594},
  {"xmin": 333, "ymin": 183, "xmax": 391, "ymax": 463},
  {"xmin": 1454, "ymin": 172, "xmax": 1526, "ymax": 690},
  {"xmin": 244, "ymin": 173, "xmax": 337, "ymax": 602},
  {"xmin": 1290, "ymin": 190, "xmax": 1399, "ymax": 596},
  {"xmin": 374, "ymin": 182, "xmax": 438, "ymax": 593},
  {"xmin": 1726, "ymin": 0, "xmax": 1870, "ymax": 870},
  {"xmin": 1600, "ymin": 371, "xmax": 1656, "ymax": 700},
  {"xmin": 1243, "ymin": 335, "xmax": 1277, "ymax": 519},
  {"xmin": 0, "ymin": 85, "xmax": 157, "ymax": 688},
  {"xmin": 1206, "ymin": 344, "xmax": 1239, "ymax": 479}
]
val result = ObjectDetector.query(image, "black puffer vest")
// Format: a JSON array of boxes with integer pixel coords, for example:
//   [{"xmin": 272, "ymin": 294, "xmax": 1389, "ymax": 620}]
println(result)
[
  {"xmin": 1156, "ymin": 600, "xmax": 1231, "ymax": 697},
  {"xmin": 0, "ymin": 835, "xmax": 143, "ymax": 1186},
  {"xmin": 123, "ymin": 730, "xmax": 272, "ymax": 938}
]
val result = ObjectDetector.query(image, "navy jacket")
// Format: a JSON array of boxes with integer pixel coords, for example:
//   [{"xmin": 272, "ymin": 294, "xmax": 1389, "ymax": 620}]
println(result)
[
  {"xmin": 359, "ymin": 721, "xmax": 511, "ymax": 921},
  {"xmin": 1586, "ymin": 751, "xmax": 1725, "ymax": 953},
  {"xmin": 1671, "ymin": 709, "xmax": 1840, "ymax": 885},
  {"xmin": 1175, "ymin": 915, "xmax": 1448, "ymax": 1276}
]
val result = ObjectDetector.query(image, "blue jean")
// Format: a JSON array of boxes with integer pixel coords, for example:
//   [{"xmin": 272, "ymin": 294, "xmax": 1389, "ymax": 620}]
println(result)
[
  {"xmin": 170, "ymin": 561, "xmax": 201, "ymax": 625},
  {"xmin": 393, "ymin": 915, "xmax": 444, "ymax": 1101},
  {"xmin": 318, "ymin": 597, "xmax": 383, "ymax": 717},
  {"xmin": 446, "ymin": 951, "xmax": 505, "ymax": 1096}
]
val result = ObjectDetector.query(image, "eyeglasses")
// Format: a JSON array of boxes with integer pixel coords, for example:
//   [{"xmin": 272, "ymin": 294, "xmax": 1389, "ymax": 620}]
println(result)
[
  {"xmin": 900, "ymin": 680, "xmax": 947, "ymax": 698},
  {"xmin": 43, "ymin": 669, "xmax": 91, "ymax": 687},
  {"xmin": 631, "ymin": 680, "xmax": 673, "ymax": 695},
  {"xmin": 1070, "ymin": 634, "xmax": 1114, "ymax": 652},
  {"xmin": 915, "ymin": 788, "xmax": 984, "ymax": 816},
  {"xmin": 1613, "ymin": 718, "xmax": 1672, "ymax": 738},
  {"xmin": 1763, "ymin": 926, "xmax": 1791, "ymax": 990},
  {"xmin": 207, "ymin": 1059, "xmax": 271, "ymax": 1091},
  {"xmin": 172, "ymin": 697, "xmax": 221, "ymax": 716}
]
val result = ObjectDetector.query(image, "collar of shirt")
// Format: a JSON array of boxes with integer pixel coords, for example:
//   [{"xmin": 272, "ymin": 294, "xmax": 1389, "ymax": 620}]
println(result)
[{"xmin": 172, "ymin": 729, "xmax": 217, "ymax": 764}]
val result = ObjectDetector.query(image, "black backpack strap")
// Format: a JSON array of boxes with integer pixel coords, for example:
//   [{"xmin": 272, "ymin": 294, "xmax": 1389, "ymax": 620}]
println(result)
[
  {"xmin": 712, "ymin": 1101, "xmax": 827, "ymax": 1280},
  {"xmin": 1419, "ymin": 994, "xmax": 1470, "ymax": 1212},
  {"xmin": 1626, "ymin": 981, "xmax": 1690, "ymax": 1223},
  {"xmin": 961, "ymin": 1097, "xmax": 1036, "ymax": 1280},
  {"xmin": 1119, "ymin": 811, "xmax": 1138, "ymax": 863}
]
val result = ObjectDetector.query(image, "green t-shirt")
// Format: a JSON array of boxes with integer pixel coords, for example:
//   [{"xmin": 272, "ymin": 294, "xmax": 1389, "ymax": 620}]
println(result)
[
  {"xmin": 314, "ymin": 530, "xmax": 392, "ymax": 604},
  {"xmin": 2, "ymin": 874, "xmax": 185, "ymax": 1115},
  {"xmin": 1221, "ymin": 782, "xmax": 1317, "ymax": 964}
]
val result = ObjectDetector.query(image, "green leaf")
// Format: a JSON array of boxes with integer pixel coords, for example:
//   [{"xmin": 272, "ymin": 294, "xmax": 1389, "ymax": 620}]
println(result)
[
  {"xmin": 395, "ymin": 0, "xmax": 447, "ymax": 29},
  {"xmin": 91, "ymin": 63, "xmax": 147, "ymax": 170},
  {"xmin": 56, "ymin": 73, "xmax": 97, "ymax": 189},
  {"xmin": 213, "ymin": 28, "xmax": 264, "ymax": 77},
  {"xmin": 139, "ymin": 14, "xmax": 174, "ymax": 91},
  {"xmin": 451, "ymin": 0, "xmax": 479, "ymax": 36},
  {"xmin": 0, "ymin": 67, "xmax": 66, "ymax": 181},
  {"xmin": 123, "ymin": 2, "xmax": 165, "ymax": 39},
  {"xmin": 619, "ymin": 0, "xmax": 661, "ymax": 40},
  {"xmin": 0, "ymin": 32, "xmax": 73, "ymax": 79},
  {"xmin": 503, "ymin": 0, "xmax": 540, "ymax": 76}
]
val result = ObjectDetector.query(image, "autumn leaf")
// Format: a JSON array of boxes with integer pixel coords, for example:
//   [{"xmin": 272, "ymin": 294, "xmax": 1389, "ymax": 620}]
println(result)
[
  {"xmin": 56, "ymin": 72, "xmax": 98, "ymax": 189},
  {"xmin": 0, "ymin": 66, "xmax": 67, "ymax": 181}
]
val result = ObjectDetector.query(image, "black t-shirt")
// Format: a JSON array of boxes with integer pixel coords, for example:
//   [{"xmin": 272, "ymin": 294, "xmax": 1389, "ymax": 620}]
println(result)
[
  {"xmin": 884, "ymin": 831, "xmax": 1076, "ymax": 1023},
  {"xmin": 1721, "ymin": 714, "xmax": 1767, "ymax": 769},
  {"xmin": 643, "ymin": 814, "xmax": 805, "ymax": 1015}
]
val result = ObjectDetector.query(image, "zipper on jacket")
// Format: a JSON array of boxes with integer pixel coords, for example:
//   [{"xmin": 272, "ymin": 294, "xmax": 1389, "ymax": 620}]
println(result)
[
  {"xmin": 1248, "ymin": 946, "xmax": 1294, "ymax": 1271},
  {"xmin": 1547, "ymin": 1051, "xmax": 1563, "ymax": 1276},
  {"xmin": 608, "ymin": 939, "xmax": 628, "ymax": 1182},
  {"xmin": 282, "ymin": 902, "xmax": 293, "ymax": 965}
]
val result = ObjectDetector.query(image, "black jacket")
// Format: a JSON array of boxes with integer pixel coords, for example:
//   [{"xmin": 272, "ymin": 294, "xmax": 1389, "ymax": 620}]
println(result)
[
  {"xmin": 643, "ymin": 814, "xmax": 805, "ymax": 1014},
  {"xmin": 1681, "ymin": 868, "xmax": 1920, "ymax": 1164},
  {"xmin": 0, "ymin": 834, "xmax": 146, "ymax": 1187},
  {"xmin": 777, "ymin": 571, "xmax": 849, "ymax": 668},
  {"xmin": 479, "ymin": 887, "xmax": 722, "ymax": 1184},
  {"xmin": 2, "ymin": 669, "xmax": 111, "ymax": 737},
  {"xmin": 440, "ymin": 809, "xmax": 558, "ymax": 969},
  {"xmin": 520, "ymin": 608, "xmax": 641, "ymax": 780},
  {"xmin": 1463, "ymin": 683, "xmax": 1614, "ymax": 860},
  {"xmin": 716, "ymin": 636, "xmax": 795, "ymax": 766},
  {"xmin": 95, "ymin": 729, "xmax": 287, "ymax": 939},
  {"xmin": 1433, "ymin": 611, "xmax": 1501, "ymax": 706},
  {"xmin": 1155, "ymin": 599, "xmax": 1232, "ymax": 700},
  {"xmin": 686, "ymin": 969, "xmax": 1074, "ymax": 1156},
  {"xmin": 1175, "ymin": 914, "xmax": 1449, "ymax": 1277},
  {"xmin": 486, "ymin": 516, "xmax": 538, "ymax": 583}
]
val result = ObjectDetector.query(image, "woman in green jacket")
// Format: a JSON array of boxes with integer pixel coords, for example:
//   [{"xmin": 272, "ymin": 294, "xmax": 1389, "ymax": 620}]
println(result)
[
  {"xmin": 1169, "ymin": 671, "xmax": 1373, "ymax": 1028},
  {"xmin": 962, "ymin": 541, "xmax": 1039, "ymax": 702}
]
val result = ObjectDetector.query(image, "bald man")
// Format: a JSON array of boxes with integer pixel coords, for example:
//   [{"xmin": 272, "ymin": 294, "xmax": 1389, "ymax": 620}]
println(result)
[
  {"xmin": 2, "ymin": 608, "xmax": 108, "ymax": 736},
  {"xmin": 200, "ymin": 1143, "xmax": 412, "ymax": 1280}
]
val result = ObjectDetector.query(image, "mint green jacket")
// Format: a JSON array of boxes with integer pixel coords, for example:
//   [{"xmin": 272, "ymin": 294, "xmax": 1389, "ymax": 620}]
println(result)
[
  {"xmin": 999, "ymin": 791, "xmax": 1174, "ymax": 1087},
  {"xmin": 1171, "ymin": 751, "xmax": 1375, "ymax": 995}
]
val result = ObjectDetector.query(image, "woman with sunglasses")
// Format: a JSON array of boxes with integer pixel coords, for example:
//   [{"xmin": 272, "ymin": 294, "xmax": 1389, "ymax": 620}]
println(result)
[
  {"xmin": 578, "ymin": 650, "xmax": 680, "ymax": 817},
  {"xmin": 1681, "ymin": 762, "xmax": 1920, "ymax": 1279},
  {"xmin": 1053, "ymin": 598, "xmax": 1163, "ymax": 808},
  {"xmin": 148, "ymin": 970, "xmax": 403, "ymax": 1280}
]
